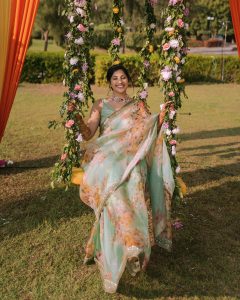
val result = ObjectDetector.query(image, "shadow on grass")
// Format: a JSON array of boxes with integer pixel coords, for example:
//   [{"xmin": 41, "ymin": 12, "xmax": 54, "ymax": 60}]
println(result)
[
  {"xmin": 180, "ymin": 142, "xmax": 240, "ymax": 152},
  {"xmin": 118, "ymin": 180, "xmax": 240, "ymax": 298},
  {"xmin": 182, "ymin": 162, "xmax": 240, "ymax": 187},
  {"xmin": 180, "ymin": 127, "xmax": 240, "ymax": 141},
  {"xmin": 0, "ymin": 155, "xmax": 59, "ymax": 175},
  {"xmin": 0, "ymin": 186, "xmax": 92, "ymax": 241}
]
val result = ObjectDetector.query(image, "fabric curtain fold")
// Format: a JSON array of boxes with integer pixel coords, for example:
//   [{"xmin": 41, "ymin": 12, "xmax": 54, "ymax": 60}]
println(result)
[
  {"xmin": 0, "ymin": 0, "xmax": 40, "ymax": 142},
  {"xmin": 229, "ymin": 0, "xmax": 240, "ymax": 57},
  {"xmin": 0, "ymin": 1, "xmax": 11, "ymax": 104}
]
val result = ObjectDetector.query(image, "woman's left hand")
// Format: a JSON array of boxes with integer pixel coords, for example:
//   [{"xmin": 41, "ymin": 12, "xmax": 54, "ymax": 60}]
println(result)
[{"xmin": 158, "ymin": 101, "xmax": 173, "ymax": 126}]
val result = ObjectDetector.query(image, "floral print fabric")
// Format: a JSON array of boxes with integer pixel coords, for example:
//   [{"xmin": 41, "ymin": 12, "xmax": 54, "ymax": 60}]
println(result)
[{"xmin": 79, "ymin": 99, "xmax": 175, "ymax": 293}]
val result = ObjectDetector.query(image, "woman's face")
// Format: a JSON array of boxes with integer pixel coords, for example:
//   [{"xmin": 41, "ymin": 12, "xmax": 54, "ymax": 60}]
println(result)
[{"xmin": 110, "ymin": 69, "xmax": 129, "ymax": 95}]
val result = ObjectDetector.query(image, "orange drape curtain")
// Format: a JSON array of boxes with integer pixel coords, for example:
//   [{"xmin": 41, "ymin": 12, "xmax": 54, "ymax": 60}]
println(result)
[
  {"xmin": 229, "ymin": 0, "xmax": 240, "ymax": 57},
  {"xmin": 0, "ymin": 0, "xmax": 40, "ymax": 142}
]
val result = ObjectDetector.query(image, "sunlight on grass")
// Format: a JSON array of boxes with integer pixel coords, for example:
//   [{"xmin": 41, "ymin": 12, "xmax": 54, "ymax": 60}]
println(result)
[
  {"xmin": 28, "ymin": 39, "xmax": 65, "ymax": 53},
  {"xmin": 0, "ymin": 83, "xmax": 240, "ymax": 299}
]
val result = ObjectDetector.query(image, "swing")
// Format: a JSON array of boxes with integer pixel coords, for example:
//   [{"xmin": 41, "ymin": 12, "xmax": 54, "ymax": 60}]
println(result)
[{"xmin": 50, "ymin": 0, "xmax": 189, "ymax": 202}]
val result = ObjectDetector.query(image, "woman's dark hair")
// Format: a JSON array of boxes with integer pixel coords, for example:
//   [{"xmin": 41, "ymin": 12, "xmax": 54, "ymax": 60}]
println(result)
[{"xmin": 106, "ymin": 64, "xmax": 131, "ymax": 82}]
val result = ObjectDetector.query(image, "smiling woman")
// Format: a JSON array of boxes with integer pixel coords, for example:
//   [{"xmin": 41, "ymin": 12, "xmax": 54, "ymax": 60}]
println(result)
[{"xmin": 73, "ymin": 63, "xmax": 175, "ymax": 293}]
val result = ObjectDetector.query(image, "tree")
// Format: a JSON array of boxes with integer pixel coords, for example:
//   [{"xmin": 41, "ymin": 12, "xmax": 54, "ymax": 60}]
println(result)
[
  {"xmin": 188, "ymin": 0, "xmax": 233, "ymax": 40},
  {"xmin": 35, "ymin": 0, "xmax": 67, "ymax": 51}
]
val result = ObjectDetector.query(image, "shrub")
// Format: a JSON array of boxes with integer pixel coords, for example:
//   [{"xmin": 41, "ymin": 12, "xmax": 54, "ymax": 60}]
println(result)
[
  {"xmin": 183, "ymin": 55, "xmax": 240, "ymax": 83},
  {"xmin": 95, "ymin": 54, "xmax": 160, "ymax": 86},
  {"xmin": 125, "ymin": 32, "xmax": 162, "ymax": 52},
  {"xmin": 93, "ymin": 29, "xmax": 114, "ymax": 49},
  {"xmin": 21, "ymin": 52, "xmax": 240, "ymax": 84},
  {"xmin": 21, "ymin": 51, "xmax": 96, "ymax": 84}
]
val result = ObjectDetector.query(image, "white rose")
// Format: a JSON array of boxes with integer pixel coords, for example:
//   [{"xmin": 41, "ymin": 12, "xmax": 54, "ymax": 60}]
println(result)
[
  {"xmin": 70, "ymin": 57, "xmax": 79, "ymax": 65},
  {"xmin": 176, "ymin": 166, "xmax": 181, "ymax": 173},
  {"xmin": 75, "ymin": 37, "xmax": 84, "ymax": 45},
  {"xmin": 165, "ymin": 27, "xmax": 174, "ymax": 32},
  {"xmin": 169, "ymin": 39, "xmax": 179, "ymax": 48},
  {"xmin": 77, "ymin": 92, "xmax": 85, "ymax": 102},
  {"xmin": 171, "ymin": 146, "xmax": 176, "ymax": 156},
  {"xmin": 165, "ymin": 129, "xmax": 172, "ymax": 136},
  {"xmin": 172, "ymin": 127, "xmax": 180, "ymax": 134}
]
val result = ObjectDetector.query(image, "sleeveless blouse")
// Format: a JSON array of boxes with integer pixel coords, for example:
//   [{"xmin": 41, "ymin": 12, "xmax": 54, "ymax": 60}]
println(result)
[{"xmin": 100, "ymin": 99, "xmax": 115, "ymax": 126}]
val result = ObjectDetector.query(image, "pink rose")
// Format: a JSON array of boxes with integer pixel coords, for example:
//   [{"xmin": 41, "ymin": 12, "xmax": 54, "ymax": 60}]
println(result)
[
  {"xmin": 139, "ymin": 90, "xmax": 148, "ymax": 99},
  {"xmin": 61, "ymin": 153, "xmax": 67, "ymax": 160},
  {"xmin": 65, "ymin": 120, "xmax": 75, "ymax": 128},
  {"xmin": 163, "ymin": 43, "xmax": 170, "ymax": 51},
  {"xmin": 177, "ymin": 19, "xmax": 184, "ymax": 28},
  {"xmin": 77, "ymin": 24, "xmax": 87, "ymax": 32},
  {"xmin": 163, "ymin": 122, "xmax": 169, "ymax": 129},
  {"xmin": 112, "ymin": 38, "xmax": 121, "ymax": 46},
  {"xmin": 184, "ymin": 8, "xmax": 190, "ymax": 16},
  {"xmin": 168, "ymin": 91, "xmax": 175, "ymax": 97},
  {"xmin": 169, "ymin": 139, "xmax": 177, "ymax": 145},
  {"xmin": 74, "ymin": 84, "xmax": 82, "ymax": 91}
]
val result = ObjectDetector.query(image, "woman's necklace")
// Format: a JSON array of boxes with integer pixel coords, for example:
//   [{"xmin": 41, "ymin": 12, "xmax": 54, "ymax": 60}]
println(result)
[{"xmin": 111, "ymin": 94, "xmax": 131, "ymax": 104}]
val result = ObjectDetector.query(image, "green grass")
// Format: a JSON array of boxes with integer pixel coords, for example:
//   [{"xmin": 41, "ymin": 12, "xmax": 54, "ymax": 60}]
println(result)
[
  {"xmin": 0, "ymin": 83, "xmax": 240, "ymax": 299},
  {"xmin": 28, "ymin": 39, "xmax": 65, "ymax": 53}
]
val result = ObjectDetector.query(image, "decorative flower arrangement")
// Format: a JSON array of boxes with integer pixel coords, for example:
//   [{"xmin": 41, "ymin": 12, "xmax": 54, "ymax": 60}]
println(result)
[
  {"xmin": 158, "ymin": 0, "xmax": 189, "ymax": 202},
  {"xmin": 136, "ymin": 0, "xmax": 158, "ymax": 102},
  {"xmin": 49, "ymin": 0, "xmax": 94, "ymax": 189},
  {"xmin": 109, "ymin": 0, "xmax": 125, "ymax": 63}
]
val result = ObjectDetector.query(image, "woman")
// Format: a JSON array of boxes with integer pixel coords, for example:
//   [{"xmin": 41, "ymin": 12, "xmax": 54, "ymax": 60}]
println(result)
[{"xmin": 73, "ymin": 64, "xmax": 175, "ymax": 293}]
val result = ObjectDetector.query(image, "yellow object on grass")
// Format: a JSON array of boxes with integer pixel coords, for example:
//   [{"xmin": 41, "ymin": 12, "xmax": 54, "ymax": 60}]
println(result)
[
  {"xmin": 71, "ymin": 167, "xmax": 84, "ymax": 185},
  {"xmin": 176, "ymin": 176, "xmax": 187, "ymax": 197}
]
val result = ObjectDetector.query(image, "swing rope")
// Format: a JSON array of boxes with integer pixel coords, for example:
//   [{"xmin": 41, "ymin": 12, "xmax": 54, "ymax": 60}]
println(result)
[{"xmin": 50, "ymin": 0, "xmax": 189, "ymax": 203}]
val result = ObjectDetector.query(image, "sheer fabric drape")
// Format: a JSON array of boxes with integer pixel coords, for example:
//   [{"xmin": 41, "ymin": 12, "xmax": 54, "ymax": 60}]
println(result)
[{"xmin": 0, "ymin": 0, "xmax": 39, "ymax": 142}]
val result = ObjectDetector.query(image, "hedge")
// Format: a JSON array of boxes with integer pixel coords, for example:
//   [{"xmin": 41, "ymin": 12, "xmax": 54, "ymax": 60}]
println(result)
[
  {"xmin": 21, "ymin": 51, "xmax": 240, "ymax": 84},
  {"xmin": 21, "ymin": 51, "xmax": 96, "ymax": 84}
]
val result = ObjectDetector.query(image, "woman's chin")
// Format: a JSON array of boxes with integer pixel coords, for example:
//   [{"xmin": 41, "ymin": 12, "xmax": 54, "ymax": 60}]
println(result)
[{"xmin": 114, "ymin": 88, "xmax": 127, "ymax": 94}]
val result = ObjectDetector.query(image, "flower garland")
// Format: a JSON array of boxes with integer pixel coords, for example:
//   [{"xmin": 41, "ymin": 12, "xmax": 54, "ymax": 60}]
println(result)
[
  {"xmin": 137, "ymin": 0, "xmax": 157, "ymax": 102},
  {"xmin": 158, "ymin": 0, "xmax": 189, "ymax": 201},
  {"xmin": 49, "ymin": 0, "xmax": 94, "ymax": 189},
  {"xmin": 109, "ymin": 0, "xmax": 125, "ymax": 64}
]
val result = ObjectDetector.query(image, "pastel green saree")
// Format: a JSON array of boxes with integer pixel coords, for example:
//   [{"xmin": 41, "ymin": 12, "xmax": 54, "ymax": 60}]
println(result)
[{"xmin": 80, "ymin": 99, "xmax": 175, "ymax": 293}]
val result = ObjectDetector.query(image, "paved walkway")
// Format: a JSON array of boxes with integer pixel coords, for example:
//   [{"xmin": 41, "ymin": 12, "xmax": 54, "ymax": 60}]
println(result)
[{"xmin": 189, "ymin": 44, "xmax": 238, "ymax": 56}]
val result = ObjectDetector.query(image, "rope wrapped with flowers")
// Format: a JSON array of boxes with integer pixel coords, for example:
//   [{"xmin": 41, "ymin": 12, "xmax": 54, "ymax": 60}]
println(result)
[
  {"xmin": 158, "ymin": 0, "xmax": 189, "ymax": 201},
  {"xmin": 136, "ymin": 0, "xmax": 158, "ymax": 102},
  {"xmin": 109, "ymin": 0, "xmax": 125, "ymax": 64},
  {"xmin": 49, "ymin": 0, "xmax": 94, "ymax": 189}
]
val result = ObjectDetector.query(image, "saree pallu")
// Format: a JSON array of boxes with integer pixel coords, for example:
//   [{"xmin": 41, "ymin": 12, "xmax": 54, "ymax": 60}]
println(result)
[{"xmin": 80, "ymin": 100, "xmax": 175, "ymax": 293}]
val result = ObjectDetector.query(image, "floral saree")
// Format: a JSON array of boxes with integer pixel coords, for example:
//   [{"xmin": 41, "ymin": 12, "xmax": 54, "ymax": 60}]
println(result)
[{"xmin": 79, "ymin": 99, "xmax": 175, "ymax": 293}]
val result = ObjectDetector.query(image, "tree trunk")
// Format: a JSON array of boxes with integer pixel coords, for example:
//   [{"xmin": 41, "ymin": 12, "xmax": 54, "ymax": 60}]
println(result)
[{"xmin": 44, "ymin": 30, "xmax": 49, "ymax": 51}]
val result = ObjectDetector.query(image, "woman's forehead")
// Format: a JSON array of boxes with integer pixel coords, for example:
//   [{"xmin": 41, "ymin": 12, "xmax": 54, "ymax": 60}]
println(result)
[{"xmin": 112, "ymin": 69, "xmax": 126, "ymax": 77}]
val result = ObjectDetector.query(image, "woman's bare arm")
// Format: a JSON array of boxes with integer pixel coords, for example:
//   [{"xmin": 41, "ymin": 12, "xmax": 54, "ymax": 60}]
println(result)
[
  {"xmin": 85, "ymin": 99, "xmax": 102, "ymax": 140},
  {"xmin": 71, "ymin": 99, "xmax": 102, "ymax": 141}
]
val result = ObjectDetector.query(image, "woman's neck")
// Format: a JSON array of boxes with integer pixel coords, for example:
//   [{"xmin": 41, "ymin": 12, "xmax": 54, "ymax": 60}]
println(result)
[{"xmin": 112, "ymin": 92, "xmax": 128, "ymax": 99}]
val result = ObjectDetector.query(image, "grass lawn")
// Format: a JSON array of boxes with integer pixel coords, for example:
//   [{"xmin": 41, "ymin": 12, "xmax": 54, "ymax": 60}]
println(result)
[
  {"xmin": 0, "ymin": 83, "xmax": 240, "ymax": 300},
  {"xmin": 28, "ymin": 39, "xmax": 65, "ymax": 53}
]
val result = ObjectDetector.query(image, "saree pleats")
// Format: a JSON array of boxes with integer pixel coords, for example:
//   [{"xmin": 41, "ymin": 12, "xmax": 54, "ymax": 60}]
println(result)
[{"xmin": 80, "ymin": 100, "xmax": 175, "ymax": 293}]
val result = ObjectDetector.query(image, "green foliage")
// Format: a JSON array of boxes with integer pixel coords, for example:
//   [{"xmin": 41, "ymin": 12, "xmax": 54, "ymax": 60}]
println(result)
[
  {"xmin": 125, "ymin": 32, "xmax": 162, "ymax": 51},
  {"xmin": 93, "ymin": 29, "xmax": 114, "ymax": 49},
  {"xmin": 21, "ymin": 52, "xmax": 240, "ymax": 85},
  {"xmin": 183, "ymin": 55, "xmax": 240, "ymax": 84},
  {"xmin": 21, "ymin": 51, "xmax": 96, "ymax": 84},
  {"xmin": 189, "ymin": 0, "xmax": 233, "ymax": 40},
  {"xmin": 95, "ymin": 54, "xmax": 160, "ymax": 86}
]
